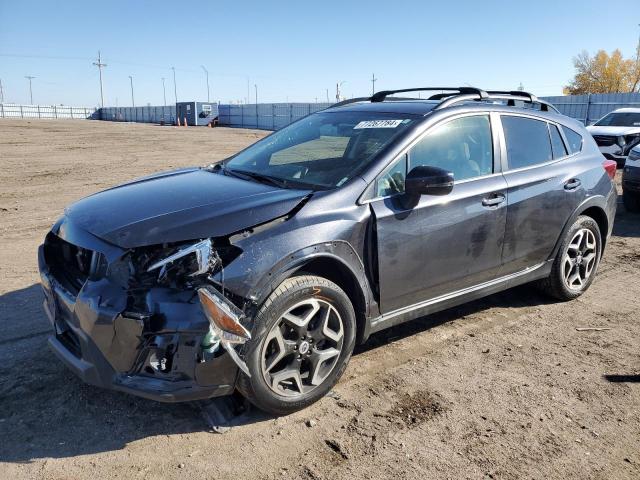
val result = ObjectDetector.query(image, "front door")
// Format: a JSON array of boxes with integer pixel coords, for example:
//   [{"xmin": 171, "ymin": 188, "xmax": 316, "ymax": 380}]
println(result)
[{"xmin": 370, "ymin": 114, "xmax": 508, "ymax": 314}]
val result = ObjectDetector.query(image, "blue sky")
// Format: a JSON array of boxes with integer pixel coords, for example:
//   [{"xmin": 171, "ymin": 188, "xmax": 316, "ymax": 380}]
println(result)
[{"xmin": 1, "ymin": 0, "xmax": 639, "ymax": 107}]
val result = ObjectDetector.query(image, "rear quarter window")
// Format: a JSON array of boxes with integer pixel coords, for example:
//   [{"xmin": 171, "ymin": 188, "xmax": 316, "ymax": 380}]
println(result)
[
  {"xmin": 561, "ymin": 125, "xmax": 583, "ymax": 154},
  {"xmin": 501, "ymin": 116, "xmax": 553, "ymax": 169},
  {"xmin": 549, "ymin": 124, "xmax": 568, "ymax": 159}
]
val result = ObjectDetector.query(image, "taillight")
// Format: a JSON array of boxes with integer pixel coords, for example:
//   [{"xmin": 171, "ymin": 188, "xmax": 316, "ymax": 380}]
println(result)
[{"xmin": 602, "ymin": 159, "xmax": 617, "ymax": 180}]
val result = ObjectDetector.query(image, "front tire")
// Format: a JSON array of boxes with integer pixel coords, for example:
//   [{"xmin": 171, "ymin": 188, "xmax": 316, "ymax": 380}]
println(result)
[
  {"xmin": 538, "ymin": 215, "xmax": 602, "ymax": 301},
  {"xmin": 237, "ymin": 275, "xmax": 356, "ymax": 415},
  {"xmin": 623, "ymin": 190, "xmax": 640, "ymax": 213}
]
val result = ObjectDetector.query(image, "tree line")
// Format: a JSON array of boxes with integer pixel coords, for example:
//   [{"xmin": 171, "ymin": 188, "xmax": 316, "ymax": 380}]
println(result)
[{"xmin": 565, "ymin": 44, "xmax": 640, "ymax": 95}]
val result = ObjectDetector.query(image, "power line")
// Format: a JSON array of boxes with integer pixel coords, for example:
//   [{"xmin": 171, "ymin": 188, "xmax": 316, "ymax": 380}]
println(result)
[{"xmin": 93, "ymin": 50, "xmax": 107, "ymax": 108}]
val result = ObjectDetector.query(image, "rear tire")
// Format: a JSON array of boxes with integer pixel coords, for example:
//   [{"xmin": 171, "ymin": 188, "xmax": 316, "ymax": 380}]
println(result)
[
  {"xmin": 237, "ymin": 275, "xmax": 356, "ymax": 415},
  {"xmin": 623, "ymin": 190, "xmax": 640, "ymax": 213},
  {"xmin": 538, "ymin": 215, "xmax": 602, "ymax": 301}
]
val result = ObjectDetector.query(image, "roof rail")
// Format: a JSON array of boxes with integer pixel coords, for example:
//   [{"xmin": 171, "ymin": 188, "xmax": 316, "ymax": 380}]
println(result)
[
  {"xmin": 324, "ymin": 87, "xmax": 560, "ymax": 114},
  {"xmin": 435, "ymin": 90, "xmax": 560, "ymax": 113},
  {"xmin": 370, "ymin": 87, "xmax": 488, "ymax": 103}
]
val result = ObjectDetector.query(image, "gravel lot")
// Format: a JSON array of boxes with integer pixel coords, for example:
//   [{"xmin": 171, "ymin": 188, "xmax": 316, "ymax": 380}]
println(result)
[{"xmin": 0, "ymin": 119, "xmax": 638, "ymax": 480}]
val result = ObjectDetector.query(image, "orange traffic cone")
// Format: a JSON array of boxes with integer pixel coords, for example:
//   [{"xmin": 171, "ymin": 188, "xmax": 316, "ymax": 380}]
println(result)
[
  {"xmin": 183, "ymin": 117, "xmax": 188, "ymax": 127},
  {"xmin": 176, "ymin": 116, "xmax": 181, "ymax": 127}
]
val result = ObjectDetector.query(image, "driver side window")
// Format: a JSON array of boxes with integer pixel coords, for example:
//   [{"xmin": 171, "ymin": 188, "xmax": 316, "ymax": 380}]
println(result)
[{"xmin": 409, "ymin": 115, "xmax": 493, "ymax": 182}]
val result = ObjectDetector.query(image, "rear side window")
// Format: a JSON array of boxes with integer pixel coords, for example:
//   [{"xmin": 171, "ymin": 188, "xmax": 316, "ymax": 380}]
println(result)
[
  {"xmin": 561, "ymin": 126, "xmax": 583, "ymax": 154},
  {"xmin": 501, "ymin": 116, "xmax": 552, "ymax": 169},
  {"xmin": 549, "ymin": 124, "xmax": 568, "ymax": 159}
]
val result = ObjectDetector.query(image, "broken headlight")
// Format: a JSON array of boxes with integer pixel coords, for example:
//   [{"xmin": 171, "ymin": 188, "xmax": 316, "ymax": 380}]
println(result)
[{"xmin": 146, "ymin": 239, "xmax": 218, "ymax": 281}]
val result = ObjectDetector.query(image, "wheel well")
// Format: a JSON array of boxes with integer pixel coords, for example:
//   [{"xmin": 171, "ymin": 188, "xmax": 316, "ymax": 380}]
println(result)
[
  {"xmin": 296, "ymin": 257, "xmax": 368, "ymax": 344},
  {"xmin": 580, "ymin": 206, "xmax": 609, "ymax": 248}
]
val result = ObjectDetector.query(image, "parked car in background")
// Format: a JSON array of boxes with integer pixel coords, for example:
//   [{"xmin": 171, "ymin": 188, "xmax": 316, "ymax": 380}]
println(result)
[
  {"xmin": 39, "ymin": 87, "xmax": 617, "ymax": 415},
  {"xmin": 587, "ymin": 108, "xmax": 640, "ymax": 166},
  {"xmin": 623, "ymin": 145, "xmax": 640, "ymax": 212}
]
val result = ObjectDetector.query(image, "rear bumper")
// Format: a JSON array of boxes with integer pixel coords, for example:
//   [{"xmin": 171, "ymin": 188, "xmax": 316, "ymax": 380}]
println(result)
[{"xmin": 39, "ymin": 244, "xmax": 238, "ymax": 403}]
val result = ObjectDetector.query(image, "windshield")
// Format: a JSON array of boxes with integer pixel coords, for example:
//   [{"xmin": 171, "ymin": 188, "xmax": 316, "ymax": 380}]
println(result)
[
  {"xmin": 224, "ymin": 111, "xmax": 418, "ymax": 189},
  {"xmin": 595, "ymin": 112, "xmax": 640, "ymax": 127}
]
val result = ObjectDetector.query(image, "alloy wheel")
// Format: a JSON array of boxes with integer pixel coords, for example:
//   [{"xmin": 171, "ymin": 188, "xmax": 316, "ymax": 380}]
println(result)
[
  {"xmin": 261, "ymin": 298, "xmax": 344, "ymax": 397},
  {"xmin": 562, "ymin": 228, "xmax": 598, "ymax": 291}
]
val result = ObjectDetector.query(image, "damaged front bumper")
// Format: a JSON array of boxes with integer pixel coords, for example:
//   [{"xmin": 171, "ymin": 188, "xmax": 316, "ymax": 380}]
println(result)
[{"xmin": 38, "ymin": 229, "xmax": 249, "ymax": 403}]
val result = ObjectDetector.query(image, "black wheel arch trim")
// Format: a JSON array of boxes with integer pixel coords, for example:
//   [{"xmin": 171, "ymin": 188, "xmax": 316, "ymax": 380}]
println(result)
[
  {"xmin": 246, "ymin": 241, "xmax": 378, "ymax": 344},
  {"xmin": 549, "ymin": 195, "xmax": 613, "ymax": 261}
]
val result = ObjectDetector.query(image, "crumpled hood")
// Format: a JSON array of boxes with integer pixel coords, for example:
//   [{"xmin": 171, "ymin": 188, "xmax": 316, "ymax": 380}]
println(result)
[
  {"xmin": 586, "ymin": 125, "xmax": 640, "ymax": 136},
  {"xmin": 64, "ymin": 167, "xmax": 311, "ymax": 248}
]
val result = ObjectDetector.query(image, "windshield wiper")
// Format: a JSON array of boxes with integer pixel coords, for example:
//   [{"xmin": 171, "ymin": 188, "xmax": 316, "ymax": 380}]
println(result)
[{"xmin": 224, "ymin": 167, "xmax": 289, "ymax": 188}]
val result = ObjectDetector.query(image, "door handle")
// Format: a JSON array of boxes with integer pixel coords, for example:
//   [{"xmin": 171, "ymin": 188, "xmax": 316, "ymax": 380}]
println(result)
[
  {"xmin": 482, "ymin": 193, "xmax": 506, "ymax": 207},
  {"xmin": 564, "ymin": 179, "xmax": 582, "ymax": 191}
]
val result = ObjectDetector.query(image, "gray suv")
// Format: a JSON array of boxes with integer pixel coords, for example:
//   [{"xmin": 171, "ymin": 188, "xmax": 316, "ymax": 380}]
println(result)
[{"xmin": 39, "ymin": 87, "xmax": 617, "ymax": 415}]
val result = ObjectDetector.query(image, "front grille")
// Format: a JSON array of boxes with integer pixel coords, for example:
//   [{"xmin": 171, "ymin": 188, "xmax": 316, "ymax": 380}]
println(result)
[
  {"xmin": 593, "ymin": 135, "xmax": 617, "ymax": 147},
  {"xmin": 44, "ymin": 233, "xmax": 95, "ymax": 295}
]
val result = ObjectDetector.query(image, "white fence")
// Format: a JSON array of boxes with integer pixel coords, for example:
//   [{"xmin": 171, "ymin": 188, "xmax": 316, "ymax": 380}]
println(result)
[{"xmin": 0, "ymin": 103, "xmax": 98, "ymax": 120}]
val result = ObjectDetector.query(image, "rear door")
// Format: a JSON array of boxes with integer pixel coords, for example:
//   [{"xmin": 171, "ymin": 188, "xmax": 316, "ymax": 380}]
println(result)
[
  {"xmin": 370, "ymin": 113, "xmax": 508, "ymax": 313},
  {"xmin": 498, "ymin": 114, "xmax": 587, "ymax": 275}
]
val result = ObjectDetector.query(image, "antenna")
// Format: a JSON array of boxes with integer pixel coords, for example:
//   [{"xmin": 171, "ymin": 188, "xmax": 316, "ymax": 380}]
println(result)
[{"xmin": 93, "ymin": 51, "xmax": 107, "ymax": 108}]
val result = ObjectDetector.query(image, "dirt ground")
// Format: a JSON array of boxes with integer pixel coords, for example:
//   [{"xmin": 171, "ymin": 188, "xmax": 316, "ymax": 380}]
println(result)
[{"xmin": 0, "ymin": 119, "xmax": 638, "ymax": 480}]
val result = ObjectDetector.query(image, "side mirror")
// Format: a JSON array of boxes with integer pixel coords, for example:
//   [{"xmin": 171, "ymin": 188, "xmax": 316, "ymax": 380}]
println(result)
[{"xmin": 405, "ymin": 165, "xmax": 454, "ymax": 196}]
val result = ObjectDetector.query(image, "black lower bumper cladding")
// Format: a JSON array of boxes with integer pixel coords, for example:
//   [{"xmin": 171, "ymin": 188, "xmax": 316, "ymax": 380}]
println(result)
[{"xmin": 38, "ymin": 240, "xmax": 241, "ymax": 402}]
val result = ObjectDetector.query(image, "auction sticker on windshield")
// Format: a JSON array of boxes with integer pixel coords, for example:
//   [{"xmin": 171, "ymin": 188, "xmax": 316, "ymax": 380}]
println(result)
[{"xmin": 354, "ymin": 119, "xmax": 405, "ymax": 129}]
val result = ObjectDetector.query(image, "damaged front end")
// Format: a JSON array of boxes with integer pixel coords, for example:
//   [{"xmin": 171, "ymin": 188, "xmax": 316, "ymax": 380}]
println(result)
[{"xmin": 38, "ymin": 222, "xmax": 254, "ymax": 402}]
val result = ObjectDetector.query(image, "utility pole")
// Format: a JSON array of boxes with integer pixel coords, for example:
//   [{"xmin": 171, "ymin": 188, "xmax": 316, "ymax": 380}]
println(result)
[
  {"xmin": 326, "ymin": 88, "xmax": 330, "ymax": 103},
  {"xmin": 255, "ymin": 84, "xmax": 258, "ymax": 126},
  {"xmin": 247, "ymin": 77, "xmax": 250, "ymax": 104},
  {"xmin": 93, "ymin": 51, "xmax": 107, "ymax": 108},
  {"xmin": 128, "ymin": 75, "xmax": 135, "ymax": 107},
  {"xmin": 634, "ymin": 24, "xmax": 640, "ymax": 92},
  {"xmin": 171, "ymin": 67, "xmax": 178, "ymax": 103},
  {"xmin": 336, "ymin": 81, "xmax": 346, "ymax": 102},
  {"xmin": 25, "ymin": 76, "xmax": 35, "ymax": 104},
  {"xmin": 0, "ymin": 78, "xmax": 4, "ymax": 104},
  {"xmin": 201, "ymin": 65, "xmax": 210, "ymax": 102},
  {"xmin": 371, "ymin": 73, "xmax": 377, "ymax": 95},
  {"xmin": 161, "ymin": 77, "xmax": 166, "ymax": 107}
]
